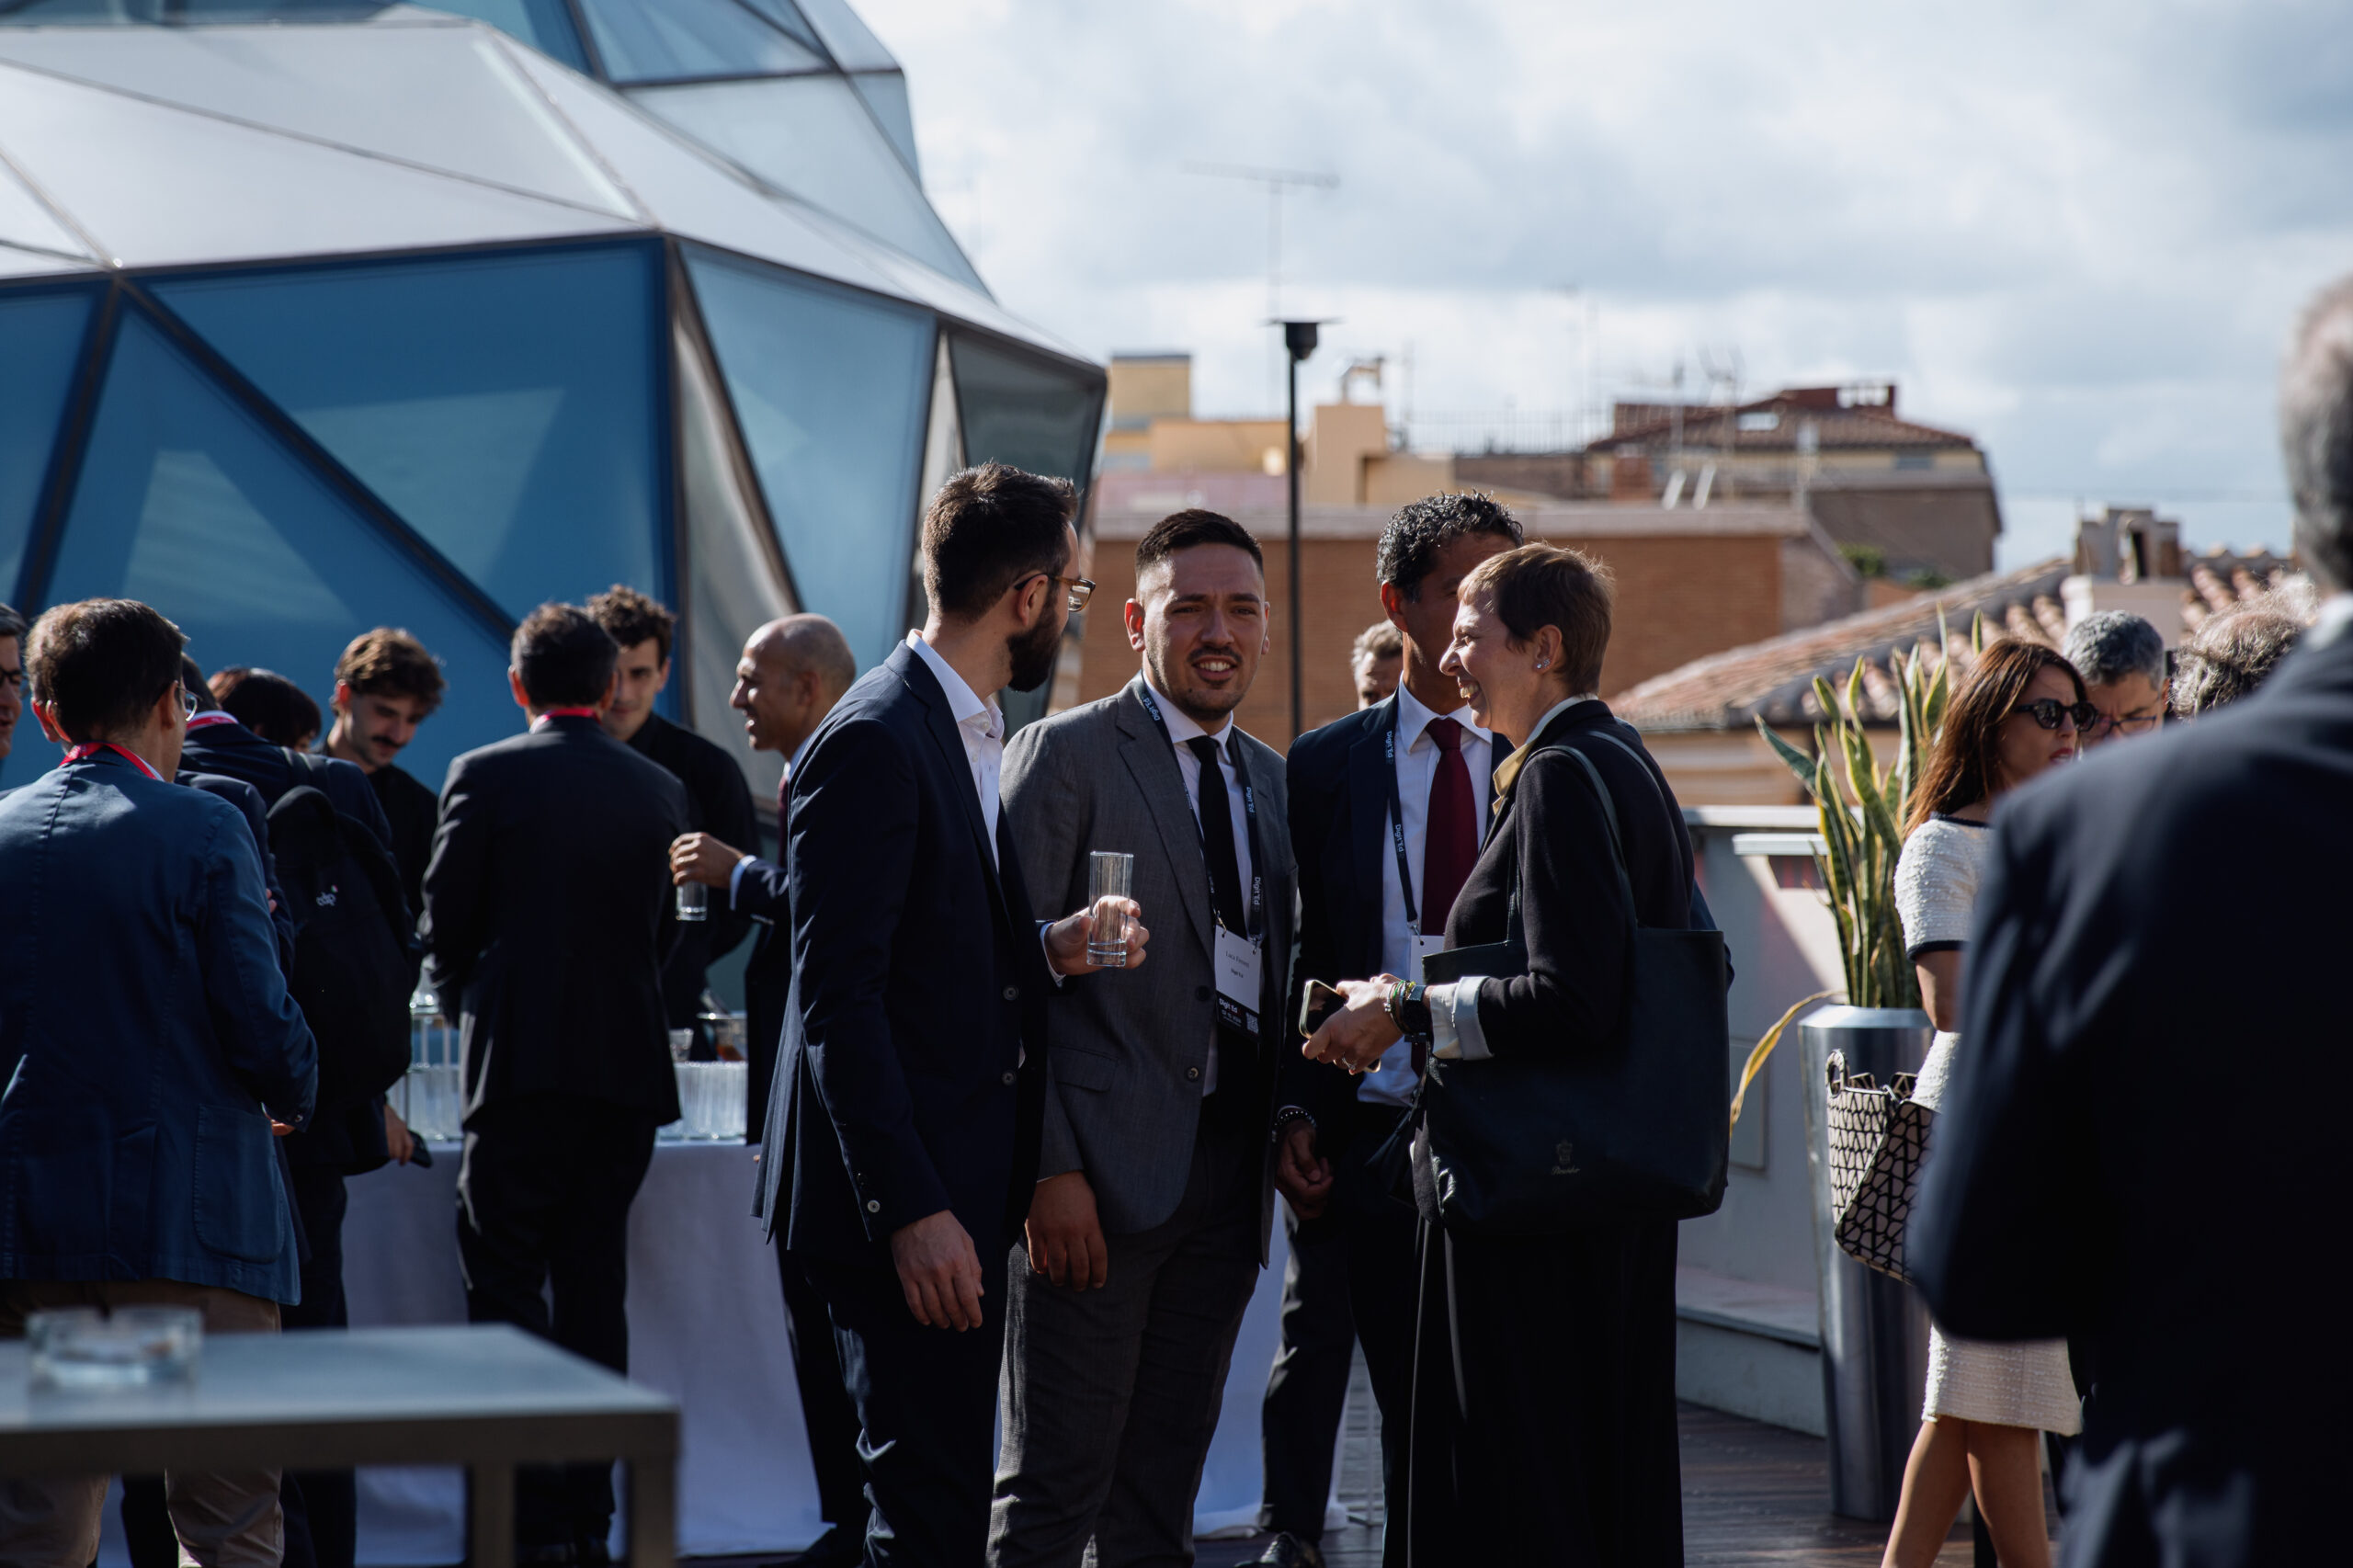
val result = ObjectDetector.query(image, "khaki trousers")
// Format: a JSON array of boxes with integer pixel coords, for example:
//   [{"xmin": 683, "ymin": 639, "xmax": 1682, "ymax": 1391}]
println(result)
[{"xmin": 0, "ymin": 1278, "xmax": 284, "ymax": 1568}]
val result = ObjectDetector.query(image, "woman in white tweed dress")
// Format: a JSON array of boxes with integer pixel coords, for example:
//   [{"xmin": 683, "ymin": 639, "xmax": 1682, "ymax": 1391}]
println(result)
[{"xmin": 1883, "ymin": 639, "xmax": 2093, "ymax": 1568}]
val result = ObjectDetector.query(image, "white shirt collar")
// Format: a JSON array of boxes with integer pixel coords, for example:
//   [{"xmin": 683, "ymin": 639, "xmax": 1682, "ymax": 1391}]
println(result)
[
  {"xmin": 1523, "ymin": 692, "xmax": 1603, "ymax": 746},
  {"xmin": 908, "ymin": 631, "xmax": 1000, "ymax": 737},
  {"xmin": 1393, "ymin": 681, "xmax": 1491, "ymax": 750},
  {"xmin": 1141, "ymin": 673, "xmax": 1231, "ymax": 751},
  {"xmin": 2313, "ymin": 593, "xmax": 2353, "ymax": 649}
]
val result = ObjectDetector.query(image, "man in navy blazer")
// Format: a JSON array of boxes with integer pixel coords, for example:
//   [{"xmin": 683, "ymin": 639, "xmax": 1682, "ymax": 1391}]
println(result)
[
  {"xmin": 756, "ymin": 463, "xmax": 1146, "ymax": 1568},
  {"xmin": 1259, "ymin": 496, "xmax": 1518, "ymax": 1568},
  {"xmin": 0, "ymin": 598, "xmax": 315, "ymax": 1566},
  {"xmin": 1910, "ymin": 278, "xmax": 2353, "ymax": 1565},
  {"xmin": 670, "ymin": 611, "xmax": 864, "ymax": 1568}
]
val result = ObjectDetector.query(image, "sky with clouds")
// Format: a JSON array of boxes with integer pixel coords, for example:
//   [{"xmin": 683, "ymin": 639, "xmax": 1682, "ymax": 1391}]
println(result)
[{"xmin": 858, "ymin": 0, "xmax": 2353, "ymax": 568}]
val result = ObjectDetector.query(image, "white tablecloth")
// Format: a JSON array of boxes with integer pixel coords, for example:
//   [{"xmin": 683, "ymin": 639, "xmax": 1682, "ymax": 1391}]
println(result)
[{"xmin": 125, "ymin": 1142, "xmax": 1291, "ymax": 1562}]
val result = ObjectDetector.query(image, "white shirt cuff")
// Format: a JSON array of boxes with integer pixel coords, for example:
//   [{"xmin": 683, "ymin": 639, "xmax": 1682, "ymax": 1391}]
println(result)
[
  {"xmin": 1427, "ymin": 981, "xmax": 1492, "ymax": 1062},
  {"xmin": 728, "ymin": 856, "xmax": 751, "ymax": 908},
  {"xmin": 1039, "ymin": 922, "xmax": 1068, "ymax": 988}
]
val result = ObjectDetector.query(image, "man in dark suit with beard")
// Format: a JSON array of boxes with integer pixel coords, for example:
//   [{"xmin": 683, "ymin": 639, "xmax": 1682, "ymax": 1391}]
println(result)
[
  {"xmin": 670, "ymin": 611, "xmax": 863, "ymax": 1568},
  {"xmin": 1909, "ymin": 277, "xmax": 2353, "ymax": 1565},
  {"xmin": 756, "ymin": 462, "xmax": 1146, "ymax": 1568},
  {"xmin": 425, "ymin": 603, "xmax": 688, "ymax": 1564}
]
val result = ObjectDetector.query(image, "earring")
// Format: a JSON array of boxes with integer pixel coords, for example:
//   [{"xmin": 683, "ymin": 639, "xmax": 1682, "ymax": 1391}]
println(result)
[{"xmin": 1536, "ymin": 660, "xmax": 1548, "ymax": 670}]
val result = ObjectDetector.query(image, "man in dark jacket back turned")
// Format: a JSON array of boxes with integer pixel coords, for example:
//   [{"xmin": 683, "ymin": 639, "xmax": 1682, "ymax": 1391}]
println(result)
[
  {"xmin": 425, "ymin": 602, "xmax": 688, "ymax": 1565},
  {"xmin": 588, "ymin": 585, "xmax": 757, "ymax": 1055},
  {"xmin": 0, "ymin": 598, "xmax": 315, "ymax": 1567}
]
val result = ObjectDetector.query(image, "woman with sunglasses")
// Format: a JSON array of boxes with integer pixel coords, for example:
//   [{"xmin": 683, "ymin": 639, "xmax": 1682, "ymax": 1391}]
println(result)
[{"xmin": 1882, "ymin": 638, "xmax": 2091, "ymax": 1568}]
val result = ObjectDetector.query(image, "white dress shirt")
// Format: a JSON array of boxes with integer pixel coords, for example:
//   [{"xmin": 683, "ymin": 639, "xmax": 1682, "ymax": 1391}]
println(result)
[
  {"xmin": 1144, "ymin": 676, "xmax": 1253, "ymax": 1096},
  {"xmin": 1430, "ymin": 692, "xmax": 1597, "ymax": 1063},
  {"xmin": 909, "ymin": 630, "xmax": 1006, "ymax": 862},
  {"xmin": 1360, "ymin": 685, "xmax": 1494, "ymax": 1108}
]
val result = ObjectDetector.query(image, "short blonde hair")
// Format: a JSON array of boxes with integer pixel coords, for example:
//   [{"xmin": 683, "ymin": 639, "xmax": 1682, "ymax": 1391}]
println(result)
[{"xmin": 1458, "ymin": 543, "xmax": 1614, "ymax": 693}]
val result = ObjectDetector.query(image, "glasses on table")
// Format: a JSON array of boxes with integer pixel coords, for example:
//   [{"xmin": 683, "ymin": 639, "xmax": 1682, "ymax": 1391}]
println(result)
[{"xmin": 2011, "ymin": 698, "xmax": 2097, "ymax": 733}]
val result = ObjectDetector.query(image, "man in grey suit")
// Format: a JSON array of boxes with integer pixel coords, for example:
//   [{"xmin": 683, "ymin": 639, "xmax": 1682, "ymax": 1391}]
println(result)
[{"xmin": 993, "ymin": 509, "xmax": 1316, "ymax": 1567}]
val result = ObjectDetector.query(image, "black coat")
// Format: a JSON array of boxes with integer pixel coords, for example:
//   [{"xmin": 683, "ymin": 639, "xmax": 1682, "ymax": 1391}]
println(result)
[
  {"xmin": 423, "ymin": 714, "xmax": 688, "ymax": 1126},
  {"xmin": 758, "ymin": 642, "xmax": 1051, "ymax": 1265},
  {"xmin": 1407, "ymin": 699, "xmax": 1692, "ymax": 1566},
  {"xmin": 1911, "ymin": 619, "xmax": 2353, "ymax": 1566},
  {"xmin": 626, "ymin": 711, "xmax": 757, "ymax": 1028}
]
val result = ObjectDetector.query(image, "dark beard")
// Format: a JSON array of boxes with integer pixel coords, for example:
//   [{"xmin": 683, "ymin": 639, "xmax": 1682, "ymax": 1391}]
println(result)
[{"xmin": 1006, "ymin": 614, "xmax": 1062, "ymax": 693}]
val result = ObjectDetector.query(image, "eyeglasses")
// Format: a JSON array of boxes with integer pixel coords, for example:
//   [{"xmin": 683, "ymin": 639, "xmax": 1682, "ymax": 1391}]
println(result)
[
  {"xmin": 2011, "ymin": 698, "xmax": 2097, "ymax": 733},
  {"xmin": 2085, "ymin": 710, "xmax": 2164, "ymax": 739},
  {"xmin": 1020, "ymin": 573, "xmax": 1096, "ymax": 613},
  {"xmin": 176, "ymin": 684, "xmax": 199, "ymax": 720}
]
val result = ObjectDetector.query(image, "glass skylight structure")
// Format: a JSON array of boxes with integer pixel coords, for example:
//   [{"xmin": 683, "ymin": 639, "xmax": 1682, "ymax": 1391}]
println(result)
[{"xmin": 0, "ymin": 6, "xmax": 1104, "ymax": 792}]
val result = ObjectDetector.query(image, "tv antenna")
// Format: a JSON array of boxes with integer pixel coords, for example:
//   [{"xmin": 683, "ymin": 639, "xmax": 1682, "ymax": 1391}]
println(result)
[{"xmin": 1187, "ymin": 162, "xmax": 1339, "ymax": 405}]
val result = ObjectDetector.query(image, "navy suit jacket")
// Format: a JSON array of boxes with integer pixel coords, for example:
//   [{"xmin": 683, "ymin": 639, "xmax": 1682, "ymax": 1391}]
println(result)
[
  {"xmin": 758, "ymin": 642, "xmax": 1051, "ymax": 1264},
  {"xmin": 1911, "ymin": 618, "xmax": 2353, "ymax": 1565},
  {"xmin": 1283, "ymin": 694, "xmax": 1503, "ymax": 1138},
  {"xmin": 730, "ymin": 854, "xmax": 790, "ymax": 1142},
  {"xmin": 424, "ymin": 714, "xmax": 689, "ymax": 1127},
  {"xmin": 0, "ymin": 749, "xmax": 317, "ymax": 1301}
]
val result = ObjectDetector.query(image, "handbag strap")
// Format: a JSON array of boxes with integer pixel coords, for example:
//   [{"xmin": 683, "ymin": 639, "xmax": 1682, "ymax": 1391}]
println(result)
[{"xmin": 1500, "ymin": 738, "xmax": 1640, "ymax": 949}]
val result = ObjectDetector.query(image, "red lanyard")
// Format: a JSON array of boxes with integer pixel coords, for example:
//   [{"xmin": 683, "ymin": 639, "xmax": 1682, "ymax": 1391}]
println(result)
[
  {"xmin": 62, "ymin": 742, "xmax": 164, "ymax": 780},
  {"xmin": 185, "ymin": 710, "xmax": 239, "ymax": 733},
  {"xmin": 531, "ymin": 706, "xmax": 602, "ymax": 732}
]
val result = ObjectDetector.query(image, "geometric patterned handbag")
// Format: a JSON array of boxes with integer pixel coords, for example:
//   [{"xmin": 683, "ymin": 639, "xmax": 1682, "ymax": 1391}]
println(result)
[{"xmin": 1823, "ymin": 1050, "xmax": 1934, "ymax": 1281}]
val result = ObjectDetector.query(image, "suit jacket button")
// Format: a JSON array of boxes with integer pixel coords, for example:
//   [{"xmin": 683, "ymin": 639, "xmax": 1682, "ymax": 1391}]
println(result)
[
  {"xmin": 1186, "ymin": 1066, "xmax": 1200, "ymax": 1081},
  {"xmin": 865, "ymin": 1199, "xmax": 881, "ymax": 1214},
  {"xmin": 1194, "ymin": 985, "xmax": 1211, "ymax": 1002},
  {"xmin": 1002, "ymin": 1072, "xmax": 1017, "ymax": 1086},
  {"xmin": 1003, "ymin": 985, "xmax": 1019, "ymax": 1002}
]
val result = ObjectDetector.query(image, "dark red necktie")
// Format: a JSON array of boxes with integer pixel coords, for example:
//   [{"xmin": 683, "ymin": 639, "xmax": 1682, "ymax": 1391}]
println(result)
[{"xmin": 1422, "ymin": 717, "xmax": 1477, "ymax": 937}]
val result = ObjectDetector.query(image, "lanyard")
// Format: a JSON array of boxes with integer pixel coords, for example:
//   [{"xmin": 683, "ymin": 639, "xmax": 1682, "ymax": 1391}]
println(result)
[
  {"xmin": 1381, "ymin": 704, "xmax": 1426, "ymax": 936},
  {"xmin": 63, "ymin": 742, "xmax": 163, "ymax": 780},
  {"xmin": 185, "ymin": 710, "xmax": 239, "ymax": 733},
  {"xmin": 1135, "ymin": 681, "xmax": 1266, "ymax": 940}
]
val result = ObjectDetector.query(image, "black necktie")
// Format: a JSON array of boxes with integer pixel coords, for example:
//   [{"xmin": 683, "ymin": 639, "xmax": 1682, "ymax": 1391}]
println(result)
[{"xmin": 1186, "ymin": 736, "xmax": 1246, "ymax": 934}]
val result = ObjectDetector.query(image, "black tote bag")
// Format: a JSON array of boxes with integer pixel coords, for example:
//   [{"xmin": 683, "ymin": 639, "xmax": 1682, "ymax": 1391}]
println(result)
[{"xmin": 1413, "ymin": 742, "xmax": 1730, "ymax": 1233}]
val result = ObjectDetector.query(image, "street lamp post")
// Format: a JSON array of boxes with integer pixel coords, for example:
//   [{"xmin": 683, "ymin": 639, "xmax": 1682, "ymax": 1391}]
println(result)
[{"xmin": 1278, "ymin": 319, "xmax": 1321, "ymax": 743}]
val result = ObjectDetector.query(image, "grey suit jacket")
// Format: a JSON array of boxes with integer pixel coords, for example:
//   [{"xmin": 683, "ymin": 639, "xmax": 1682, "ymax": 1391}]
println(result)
[{"xmin": 1002, "ymin": 676, "xmax": 1294, "ymax": 1256}]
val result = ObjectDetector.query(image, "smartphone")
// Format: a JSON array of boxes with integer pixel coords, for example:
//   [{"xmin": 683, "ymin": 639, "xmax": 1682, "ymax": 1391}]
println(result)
[{"xmin": 1297, "ymin": 979, "xmax": 1346, "ymax": 1039}]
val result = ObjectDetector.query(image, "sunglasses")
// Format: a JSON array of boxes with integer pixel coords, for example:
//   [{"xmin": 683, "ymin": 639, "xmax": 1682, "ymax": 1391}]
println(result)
[{"xmin": 2011, "ymin": 698, "xmax": 2096, "ymax": 732}]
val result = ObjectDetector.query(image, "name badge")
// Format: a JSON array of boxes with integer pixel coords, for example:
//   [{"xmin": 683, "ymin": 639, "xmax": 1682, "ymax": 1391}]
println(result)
[
  {"xmin": 1214, "ymin": 925, "xmax": 1261, "ymax": 1033},
  {"xmin": 1410, "ymin": 933, "xmax": 1448, "ymax": 983}
]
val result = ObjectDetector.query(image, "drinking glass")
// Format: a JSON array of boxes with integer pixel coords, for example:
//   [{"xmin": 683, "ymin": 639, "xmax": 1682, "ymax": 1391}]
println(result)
[
  {"xmin": 1087, "ymin": 852, "xmax": 1134, "ymax": 968},
  {"xmin": 667, "ymin": 1028, "xmax": 695, "ymax": 1064},
  {"xmin": 28, "ymin": 1306, "xmax": 202, "ymax": 1389},
  {"xmin": 676, "ymin": 881, "xmax": 708, "ymax": 923}
]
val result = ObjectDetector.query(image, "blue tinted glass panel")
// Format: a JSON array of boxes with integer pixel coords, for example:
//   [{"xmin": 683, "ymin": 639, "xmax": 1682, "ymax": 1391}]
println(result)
[
  {"xmin": 406, "ymin": 0, "xmax": 588, "ymax": 71},
  {"xmin": 574, "ymin": 0, "xmax": 824, "ymax": 83},
  {"xmin": 45, "ymin": 309, "xmax": 516, "ymax": 790},
  {"xmin": 848, "ymin": 70, "xmax": 917, "ymax": 175},
  {"xmin": 0, "ymin": 286, "xmax": 91, "ymax": 602},
  {"xmin": 153, "ymin": 246, "xmax": 662, "ymax": 622},
  {"xmin": 686, "ymin": 248, "xmax": 928, "ymax": 670},
  {"xmin": 949, "ymin": 333, "xmax": 1102, "ymax": 489},
  {"xmin": 790, "ymin": 0, "xmax": 895, "ymax": 70},
  {"xmin": 731, "ymin": 0, "xmax": 822, "ymax": 52}
]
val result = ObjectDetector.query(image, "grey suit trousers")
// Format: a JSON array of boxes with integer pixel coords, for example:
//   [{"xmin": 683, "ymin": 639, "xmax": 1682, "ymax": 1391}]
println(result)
[{"xmin": 989, "ymin": 1108, "xmax": 1263, "ymax": 1568}]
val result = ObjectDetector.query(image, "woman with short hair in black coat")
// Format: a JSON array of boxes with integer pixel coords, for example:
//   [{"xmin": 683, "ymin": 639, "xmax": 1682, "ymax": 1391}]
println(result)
[{"xmin": 1305, "ymin": 541, "xmax": 1694, "ymax": 1564}]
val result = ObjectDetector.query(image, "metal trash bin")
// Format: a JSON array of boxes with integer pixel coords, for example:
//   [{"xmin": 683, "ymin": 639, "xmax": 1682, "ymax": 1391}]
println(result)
[{"xmin": 1800, "ymin": 1004, "xmax": 1934, "ymax": 1521}]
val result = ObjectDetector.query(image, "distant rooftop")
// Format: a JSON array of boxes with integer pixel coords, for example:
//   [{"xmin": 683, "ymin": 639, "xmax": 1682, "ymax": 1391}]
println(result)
[{"xmin": 1597, "ymin": 384, "xmax": 1978, "ymax": 456}]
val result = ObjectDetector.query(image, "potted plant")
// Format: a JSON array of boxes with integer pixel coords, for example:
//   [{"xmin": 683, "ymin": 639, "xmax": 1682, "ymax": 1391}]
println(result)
[{"xmin": 1744, "ymin": 634, "xmax": 1958, "ymax": 1520}]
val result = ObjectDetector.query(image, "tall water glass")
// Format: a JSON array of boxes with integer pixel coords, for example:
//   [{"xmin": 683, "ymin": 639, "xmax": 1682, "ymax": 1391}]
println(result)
[
  {"xmin": 1087, "ymin": 851, "xmax": 1134, "ymax": 968},
  {"xmin": 676, "ymin": 881, "xmax": 709, "ymax": 923}
]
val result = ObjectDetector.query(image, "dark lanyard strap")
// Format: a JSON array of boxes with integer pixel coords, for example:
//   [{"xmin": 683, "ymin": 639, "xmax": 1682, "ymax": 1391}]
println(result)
[
  {"xmin": 1381, "ymin": 704, "xmax": 1423, "ymax": 935},
  {"xmin": 1135, "ymin": 682, "xmax": 1267, "ymax": 939}
]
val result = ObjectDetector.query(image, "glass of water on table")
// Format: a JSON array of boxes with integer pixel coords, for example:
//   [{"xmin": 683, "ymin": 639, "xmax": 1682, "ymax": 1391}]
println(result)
[{"xmin": 1087, "ymin": 851, "xmax": 1134, "ymax": 968}]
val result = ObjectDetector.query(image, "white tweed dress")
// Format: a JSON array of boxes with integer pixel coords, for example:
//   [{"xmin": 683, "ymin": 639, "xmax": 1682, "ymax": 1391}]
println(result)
[{"xmin": 1893, "ymin": 816, "xmax": 2083, "ymax": 1436}]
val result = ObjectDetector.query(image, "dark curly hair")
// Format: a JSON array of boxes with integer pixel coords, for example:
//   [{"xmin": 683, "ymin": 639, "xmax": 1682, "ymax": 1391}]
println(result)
[{"xmin": 1375, "ymin": 493, "xmax": 1525, "ymax": 602}]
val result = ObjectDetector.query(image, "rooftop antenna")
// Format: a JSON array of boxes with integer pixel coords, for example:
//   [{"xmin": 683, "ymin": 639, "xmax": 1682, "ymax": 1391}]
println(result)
[{"xmin": 1187, "ymin": 162, "xmax": 1339, "ymax": 406}]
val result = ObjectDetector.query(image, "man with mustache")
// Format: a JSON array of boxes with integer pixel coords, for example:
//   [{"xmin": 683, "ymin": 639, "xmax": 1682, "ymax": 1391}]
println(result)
[{"xmin": 990, "ymin": 509, "xmax": 1311, "ymax": 1568}]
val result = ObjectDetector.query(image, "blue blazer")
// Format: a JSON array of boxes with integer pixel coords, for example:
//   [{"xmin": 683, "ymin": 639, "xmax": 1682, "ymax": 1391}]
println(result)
[
  {"xmin": 1912, "ymin": 624, "xmax": 2353, "ymax": 1564},
  {"xmin": 0, "ymin": 749, "xmax": 317, "ymax": 1302},
  {"xmin": 758, "ymin": 642, "xmax": 1051, "ymax": 1264}
]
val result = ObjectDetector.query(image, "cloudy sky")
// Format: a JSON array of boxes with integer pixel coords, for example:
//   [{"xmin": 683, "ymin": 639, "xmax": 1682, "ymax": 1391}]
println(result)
[{"xmin": 858, "ymin": 0, "xmax": 2353, "ymax": 568}]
